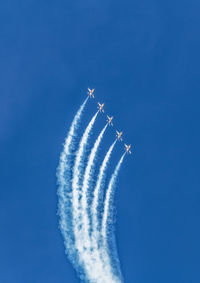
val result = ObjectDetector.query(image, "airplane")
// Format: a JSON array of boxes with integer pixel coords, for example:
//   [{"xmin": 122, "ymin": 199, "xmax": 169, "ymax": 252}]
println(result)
[
  {"xmin": 124, "ymin": 144, "xmax": 132, "ymax": 154},
  {"xmin": 107, "ymin": 115, "xmax": 114, "ymax": 126},
  {"xmin": 87, "ymin": 88, "xmax": 95, "ymax": 98},
  {"xmin": 116, "ymin": 130, "xmax": 123, "ymax": 141},
  {"xmin": 97, "ymin": 102, "xmax": 104, "ymax": 113}
]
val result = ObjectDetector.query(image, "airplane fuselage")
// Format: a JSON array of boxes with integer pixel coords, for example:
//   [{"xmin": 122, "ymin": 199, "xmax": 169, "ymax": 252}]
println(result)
[
  {"xmin": 98, "ymin": 102, "xmax": 104, "ymax": 112},
  {"xmin": 116, "ymin": 131, "xmax": 123, "ymax": 141},
  {"xmin": 107, "ymin": 116, "xmax": 113, "ymax": 125},
  {"xmin": 88, "ymin": 88, "xmax": 95, "ymax": 98},
  {"xmin": 125, "ymin": 144, "xmax": 132, "ymax": 154}
]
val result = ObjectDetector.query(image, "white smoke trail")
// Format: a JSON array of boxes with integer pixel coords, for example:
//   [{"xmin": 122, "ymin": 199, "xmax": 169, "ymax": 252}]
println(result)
[
  {"xmin": 57, "ymin": 97, "xmax": 88, "ymax": 265},
  {"xmin": 72, "ymin": 113, "xmax": 120, "ymax": 282},
  {"xmin": 85, "ymin": 139, "xmax": 121, "ymax": 283},
  {"xmin": 102, "ymin": 152, "xmax": 125, "ymax": 239},
  {"xmin": 71, "ymin": 111, "xmax": 100, "ymax": 275},
  {"xmin": 101, "ymin": 153, "xmax": 126, "ymax": 280},
  {"xmin": 57, "ymin": 97, "xmax": 125, "ymax": 283},
  {"xmin": 91, "ymin": 139, "xmax": 117, "ymax": 243},
  {"xmin": 81, "ymin": 124, "xmax": 108, "ymax": 249},
  {"xmin": 78, "ymin": 123, "xmax": 120, "ymax": 283}
]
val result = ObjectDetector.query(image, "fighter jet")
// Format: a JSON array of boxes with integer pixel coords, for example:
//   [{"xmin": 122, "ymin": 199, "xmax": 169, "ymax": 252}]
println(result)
[
  {"xmin": 107, "ymin": 115, "xmax": 114, "ymax": 126},
  {"xmin": 97, "ymin": 102, "xmax": 104, "ymax": 113},
  {"xmin": 116, "ymin": 130, "xmax": 123, "ymax": 141},
  {"xmin": 124, "ymin": 144, "xmax": 132, "ymax": 154},
  {"xmin": 88, "ymin": 88, "xmax": 95, "ymax": 98}
]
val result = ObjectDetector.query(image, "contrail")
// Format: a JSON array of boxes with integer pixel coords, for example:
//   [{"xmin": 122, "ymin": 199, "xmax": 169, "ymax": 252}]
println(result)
[
  {"xmin": 91, "ymin": 139, "xmax": 117, "ymax": 244},
  {"xmin": 87, "ymin": 139, "xmax": 121, "ymax": 283},
  {"xmin": 57, "ymin": 96, "xmax": 127, "ymax": 283},
  {"xmin": 57, "ymin": 97, "xmax": 88, "ymax": 265},
  {"xmin": 81, "ymin": 124, "xmax": 108, "ymax": 249},
  {"xmin": 78, "ymin": 123, "xmax": 120, "ymax": 283},
  {"xmin": 71, "ymin": 110, "xmax": 99, "ymax": 278},
  {"xmin": 71, "ymin": 113, "xmax": 120, "ymax": 282},
  {"xmin": 101, "ymin": 153, "xmax": 126, "ymax": 280},
  {"xmin": 102, "ymin": 152, "xmax": 126, "ymax": 239}
]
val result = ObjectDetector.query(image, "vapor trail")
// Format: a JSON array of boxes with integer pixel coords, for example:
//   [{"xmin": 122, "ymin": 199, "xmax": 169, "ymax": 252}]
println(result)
[
  {"xmin": 76, "ymin": 123, "xmax": 120, "ymax": 283},
  {"xmin": 57, "ymin": 97, "xmax": 88, "ymax": 264},
  {"xmin": 102, "ymin": 152, "xmax": 125, "ymax": 239},
  {"xmin": 71, "ymin": 111, "xmax": 99, "ymax": 270},
  {"xmin": 57, "ymin": 97, "xmax": 126, "ymax": 283},
  {"xmin": 83, "ymin": 139, "xmax": 121, "ymax": 283},
  {"xmin": 91, "ymin": 139, "xmax": 117, "ymax": 243},
  {"xmin": 101, "ymin": 153, "xmax": 126, "ymax": 280},
  {"xmin": 81, "ymin": 124, "xmax": 108, "ymax": 249}
]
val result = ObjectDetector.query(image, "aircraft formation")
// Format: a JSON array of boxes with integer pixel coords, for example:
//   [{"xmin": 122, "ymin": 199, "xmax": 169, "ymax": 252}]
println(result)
[{"xmin": 88, "ymin": 88, "xmax": 132, "ymax": 154}]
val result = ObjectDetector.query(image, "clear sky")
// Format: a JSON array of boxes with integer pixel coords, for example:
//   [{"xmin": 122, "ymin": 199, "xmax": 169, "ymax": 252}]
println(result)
[{"xmin": 1, "ymin": 0, "xmax": 200, "ymax": 282}]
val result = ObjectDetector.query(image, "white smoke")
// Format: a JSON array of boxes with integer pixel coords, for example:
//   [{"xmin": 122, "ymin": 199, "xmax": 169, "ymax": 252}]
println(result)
[
  {"xmin": 81, "ymin": 124, "xmax": 108, "ymax": 249},
  {"xmin": 71, "ymin": 111, "xmax": 99, "ymax": 273},
  {"xmin": 57, "ymin": 97, "xmax": 88, "ymax": 265},
  {"xmin": 91, "ymin": 139, "xmax": 117, "ymax": 247},
  {"xmin": 101, "ymin": 153, "xmax": 126, "ymax": 239},
  {"xmin": 57, "ymin": 99, "xmax": 126, "ymax": 283}
]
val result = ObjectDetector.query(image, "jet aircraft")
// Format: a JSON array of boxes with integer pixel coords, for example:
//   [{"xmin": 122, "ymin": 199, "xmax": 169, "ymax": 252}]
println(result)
[
  {"xmin": 88, "ymin": 88, "xmax": 95, "ymax": 98},
  {"xmin": 107, "ymin": 115, "xmax": 114, "ymax": 126},
  {"xmin": 116, "ymin": 131, "xmax": 123, "ymax": 141},
  {"xmin": 98, "ymin": 102, "xmax": 104, "ymax": 113},
  {"xmin": 124, "ymin": 144, "xmax": 132, "ymax": 154}
]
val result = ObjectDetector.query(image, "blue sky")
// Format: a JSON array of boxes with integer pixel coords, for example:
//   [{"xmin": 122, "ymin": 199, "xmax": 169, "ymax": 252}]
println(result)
[{"xmin": 1, "ymin": 0, "xmax": 200, "ymax": 282}]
